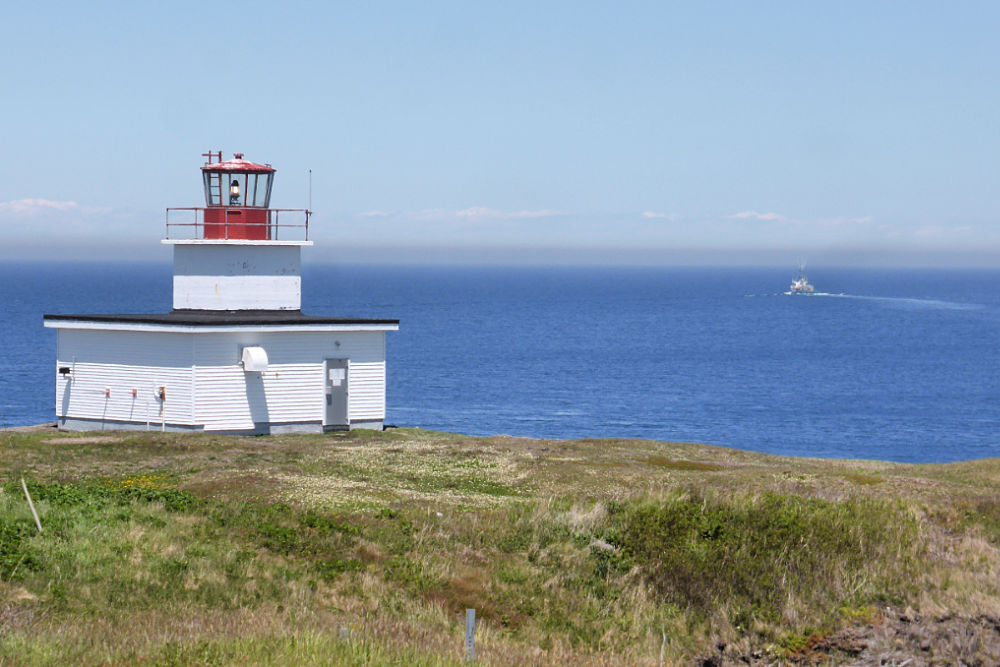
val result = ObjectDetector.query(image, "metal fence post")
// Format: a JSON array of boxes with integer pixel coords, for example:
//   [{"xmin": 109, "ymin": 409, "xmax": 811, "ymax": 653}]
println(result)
[{"xmin": 465, "ymin": 608, "xmax": 476, "ymax": 663}]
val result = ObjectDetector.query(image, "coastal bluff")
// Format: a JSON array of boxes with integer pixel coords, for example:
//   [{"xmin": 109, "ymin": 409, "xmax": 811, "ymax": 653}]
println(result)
[{"xmin": 2, "ymin": 426, "xmax": 999, "ymax": 665}]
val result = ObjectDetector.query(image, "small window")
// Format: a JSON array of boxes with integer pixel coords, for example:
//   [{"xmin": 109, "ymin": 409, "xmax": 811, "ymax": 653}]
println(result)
[
  {"xmin": 254, "ymin": 173, "xmax": 272, "ymax": 207},
  {"xmin": 248, "ymin": 174, "xmax": 263, "ymax": 207},
  {"xmin": 203, "ymin": 172, "xmax": 220, "ymax": 205}
]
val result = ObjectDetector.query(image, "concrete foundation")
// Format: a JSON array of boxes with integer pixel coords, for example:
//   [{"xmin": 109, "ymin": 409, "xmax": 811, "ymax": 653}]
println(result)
[{"xmin": 58, "ymin": 417, "xmax": 384, "ymax": 435}]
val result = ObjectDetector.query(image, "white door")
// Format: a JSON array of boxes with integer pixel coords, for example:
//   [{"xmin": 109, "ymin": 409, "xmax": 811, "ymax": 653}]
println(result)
[{"xmin": 324, "ymin": 359, "xmax": 349, "ymax": 427}]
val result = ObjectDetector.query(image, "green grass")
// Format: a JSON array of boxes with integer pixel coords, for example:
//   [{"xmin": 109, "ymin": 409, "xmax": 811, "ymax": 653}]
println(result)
[
  {"xmin": 958, "ymin": 497, "xmax": 1000, "ymax": 544},
  {"xmin": 611, "ymin": 491, "xmax": 919, "ymax": 624},
  {"xmin": 840, "ymin": 472, "xmax": 885, "ymax": 485},
  {"xmin": 2, "ymin": 427, "xmax": 1000, "ymax": 664},
  {"xmin": 1, "ymin": 630, "xmax": 463, "ymax": 666}
]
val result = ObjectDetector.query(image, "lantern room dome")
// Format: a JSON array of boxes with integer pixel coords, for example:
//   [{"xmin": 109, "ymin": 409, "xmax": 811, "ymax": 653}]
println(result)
[
  {"xmin": 201, "ymin": 152, "xmax": 275, "ymax": 173},
  {"xmin": 200, "ymin": 151, "xmax": 275, "ymax": 212}
]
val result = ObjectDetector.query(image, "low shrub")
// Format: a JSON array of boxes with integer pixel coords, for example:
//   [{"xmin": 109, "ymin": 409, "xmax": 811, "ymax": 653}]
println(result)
[{"xmin": 608, "ymin": 491, "xmax": 920, "ymax": 624}]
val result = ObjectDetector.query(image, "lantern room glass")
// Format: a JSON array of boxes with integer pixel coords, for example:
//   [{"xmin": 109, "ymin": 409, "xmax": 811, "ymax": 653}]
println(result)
[
  {"xmin": 252, "ymin": 173, "xmax": 273, "ymax": 208},
  {"xmin": 202, "ymin": 171, "xmax": 272, "ymax": 207},
  {"xmin": 203, "ymin": 172, "xmax": 220, "ymax": 206}
]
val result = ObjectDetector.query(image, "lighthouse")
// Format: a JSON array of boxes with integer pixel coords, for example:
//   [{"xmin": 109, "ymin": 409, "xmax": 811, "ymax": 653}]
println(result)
[{"xmin": 43, "ymin": 152, "xmax": 398, "ymax": 433}]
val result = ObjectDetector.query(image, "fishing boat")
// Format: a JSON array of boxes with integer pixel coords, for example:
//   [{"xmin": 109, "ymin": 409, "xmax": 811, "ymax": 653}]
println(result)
[{"xmin": 786, "ymin": 264, "xmax": 814, "ymax": 295}]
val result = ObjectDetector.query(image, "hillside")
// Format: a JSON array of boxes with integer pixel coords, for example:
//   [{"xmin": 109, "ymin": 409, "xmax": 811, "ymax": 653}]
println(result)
[{"xmin": 2, "ymin": 426, "xmax": 1000, "ymax": 665}]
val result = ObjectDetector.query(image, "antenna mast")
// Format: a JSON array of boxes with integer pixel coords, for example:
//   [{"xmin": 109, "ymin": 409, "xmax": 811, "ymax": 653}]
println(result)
[{"xmin": 309, "ymin": 169, "xmax": 312, "ymax": 214}]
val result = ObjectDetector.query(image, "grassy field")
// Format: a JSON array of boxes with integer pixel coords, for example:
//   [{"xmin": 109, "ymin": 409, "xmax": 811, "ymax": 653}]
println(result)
[{"xmin": 2, "ymin": 426, "xmax": 1000, "ymax": 665}]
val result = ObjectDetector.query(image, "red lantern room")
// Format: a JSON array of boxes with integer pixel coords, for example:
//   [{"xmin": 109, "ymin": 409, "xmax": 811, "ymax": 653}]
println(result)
[
  {"xmin": 200, "ymin": 151, "xmax": 275, "ymax": 239},
  {"xmin": 165, "ymin": 150, "xmax": 309, "ymax": 243}
]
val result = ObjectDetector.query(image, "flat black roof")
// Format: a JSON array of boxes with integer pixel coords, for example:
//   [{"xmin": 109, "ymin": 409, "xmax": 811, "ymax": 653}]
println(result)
[{"xmin": 43, "ymin": 310, "xmax": 399, "ymax": 326}]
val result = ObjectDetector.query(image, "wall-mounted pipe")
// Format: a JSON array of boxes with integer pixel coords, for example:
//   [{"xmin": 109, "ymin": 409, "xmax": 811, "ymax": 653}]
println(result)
[{"xmin": 158, "ymin": 386, "xmax": 166, "ymax": 432}]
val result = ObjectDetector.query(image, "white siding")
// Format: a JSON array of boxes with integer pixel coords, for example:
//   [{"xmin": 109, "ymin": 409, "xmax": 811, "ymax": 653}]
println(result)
[
  {"xmin": 56, "ymin": 330, "xmax": 195, "ymax": 424},
  {"xmin": 58, "ymin": 330, "xmax": 194, "ymax": 367},
  {"xmin": 53, "ymin": 328, "xmax": 387, "ymax": 430},
  {"xmin": 192, "ymin": 364, "xmax": 325, "ymax": 430},
  {"xmin": 347, "ymin": 362, "xmax": 387, "ymax": 420},
  {"xmin": 173, "ymin": 275, "xmax": 301, "ymax": 311},
  {"xmin": 172, "ymin": 244, "xmax": 302, "ymax": 310},
  {"xmin": 192, "ymin": 331, "xmax": 386, "ymax": 429}
]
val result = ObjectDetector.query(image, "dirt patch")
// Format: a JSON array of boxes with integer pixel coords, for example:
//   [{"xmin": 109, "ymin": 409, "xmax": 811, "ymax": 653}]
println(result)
[
  {"xmin": 0, "ymin": 423, "xmax": 57, "ymax": 433},
  {"xmin": 42, "ymin": 437, "xmax": 122, "ymax": 445},
  {"xmin": 181, "ymin": 473, "xmax": 283, "ymax": 499},
  {"xmin": 422, "ymin": 566, "xmax": 522, "ymax": 626},
  {"xmin": 701, "ymin": 612, "xmax": 1000, "ymax": 665},
  {"xmin": 644, "ymin": 455, "xmax": 725, "ymax": 471},
  {"xmin": 858, "ymin": 612, "xmax": 1000, "ymax": 666}
]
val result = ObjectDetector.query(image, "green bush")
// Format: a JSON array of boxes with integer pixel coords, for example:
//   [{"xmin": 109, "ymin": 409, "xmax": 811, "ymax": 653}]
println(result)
[
  {"xmin": 610, "ymin": 491, "xmax": 918, "ymax": 622},
  {"xmin": 0, "ymin": 516, "xmax": 41, "ymax": 579},
  {"xmin": 2, "ymin": 480, "xmax": 199, "ymax": 515},
  {"xmin": 960, "ymin": 498, "xmax": 1000, "ymax": 544}
]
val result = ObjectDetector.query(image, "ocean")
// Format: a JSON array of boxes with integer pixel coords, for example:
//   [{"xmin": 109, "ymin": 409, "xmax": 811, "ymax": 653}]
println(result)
[{"xmin": 1, "ymin": 262, "xmax": 998, "ymax": 463}]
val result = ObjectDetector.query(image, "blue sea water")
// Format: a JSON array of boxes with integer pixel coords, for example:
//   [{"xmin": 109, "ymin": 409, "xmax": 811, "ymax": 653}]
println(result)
[{"xmin": 1, "ymin": 262, "xmax": 998, "ymax": 463}]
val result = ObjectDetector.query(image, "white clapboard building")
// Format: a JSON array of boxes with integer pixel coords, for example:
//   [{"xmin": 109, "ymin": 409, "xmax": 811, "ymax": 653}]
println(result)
[{"xmin": 44, "ymin": 151, "xmax": 398, "ymax": 433}]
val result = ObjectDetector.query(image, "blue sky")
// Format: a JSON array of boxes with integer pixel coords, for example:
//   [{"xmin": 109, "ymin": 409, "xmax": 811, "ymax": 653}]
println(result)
[{"xmin": 2, "ymin": 1, "xmax": 999, "ymax": 265}]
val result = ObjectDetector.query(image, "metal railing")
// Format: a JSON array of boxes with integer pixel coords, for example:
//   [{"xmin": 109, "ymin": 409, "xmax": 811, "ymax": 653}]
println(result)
[{"xmin": 165, "ymin": 207, "xmax": 310, "ymax": 241}]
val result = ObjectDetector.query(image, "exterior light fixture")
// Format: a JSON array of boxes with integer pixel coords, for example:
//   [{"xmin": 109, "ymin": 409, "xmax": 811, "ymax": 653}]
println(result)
[{"xmin": 229, "ymin": 179, "xmax": 241, "ymax": 204}]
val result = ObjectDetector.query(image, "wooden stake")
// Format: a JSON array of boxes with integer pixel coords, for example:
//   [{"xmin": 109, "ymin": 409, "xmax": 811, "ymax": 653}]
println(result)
[{"xmin": 21, "ymin": 477, "xmax": 42, "ymax": 533}]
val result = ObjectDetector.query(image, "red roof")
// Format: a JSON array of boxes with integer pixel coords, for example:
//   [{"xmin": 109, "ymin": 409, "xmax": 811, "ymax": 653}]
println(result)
[{"xmin": 201, "ymin": 153, "xmax": 275, "ymax": 173}]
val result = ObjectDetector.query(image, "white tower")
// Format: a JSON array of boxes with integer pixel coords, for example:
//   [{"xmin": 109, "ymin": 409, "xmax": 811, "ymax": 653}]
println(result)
[{"xmin": 167, "ymin": 152, "xmax": 306, "ymax": 311}]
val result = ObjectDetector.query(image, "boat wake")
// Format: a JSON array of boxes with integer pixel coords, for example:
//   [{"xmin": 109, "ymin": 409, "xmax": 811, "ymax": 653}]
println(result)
[
  {"xmin": 763, "ymin": 292, "xmax": 983, "ymax": 311},
  {"xmin": 780, "ymin": 291, "xmax": 843, "ymax": 297},
  {"xmin": 825, "ymin": 293, "xmax": 983, "ymax": 311}
]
